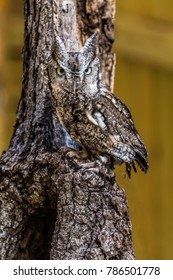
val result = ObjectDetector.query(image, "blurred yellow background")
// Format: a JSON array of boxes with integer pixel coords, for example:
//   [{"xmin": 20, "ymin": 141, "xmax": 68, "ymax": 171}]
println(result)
[{"xmin": 0, "ymin": 0, "xmax": 173, "ymax": 259}]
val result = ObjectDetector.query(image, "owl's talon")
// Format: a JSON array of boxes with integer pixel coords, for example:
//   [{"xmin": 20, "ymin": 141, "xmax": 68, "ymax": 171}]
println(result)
[
  {"xmin": 81, "ymin": 167, "xmax": 100, "ymax": 174},
  {"xmin": 66, "ymin": 150, "xmax": 81, "ymax": 159},
  {"xmin": 59, "ymin": 146, "xmax": 88, "ymax": 160},
  {"xmin": 58, "ymin": 146, "xmax": 75, "ymax": 156},
  {"xmin": 79, "ymin": 161, "xmax": 98, "ymax": 173},
  {"xmin": 80, "ymin": 159, "xmax": 115, "ymax": 180}
]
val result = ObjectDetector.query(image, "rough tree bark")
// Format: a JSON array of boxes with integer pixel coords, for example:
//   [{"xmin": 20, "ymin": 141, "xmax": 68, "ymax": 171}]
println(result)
[{"xmin": 0, "ymin": 0, "xmax": 135, "ymax": 260}]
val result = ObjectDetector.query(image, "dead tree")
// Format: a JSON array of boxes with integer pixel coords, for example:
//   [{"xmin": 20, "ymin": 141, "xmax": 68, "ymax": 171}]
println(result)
[{"xmin": 0, "ymin": 0, "xmax": 134, "ymax": 260}]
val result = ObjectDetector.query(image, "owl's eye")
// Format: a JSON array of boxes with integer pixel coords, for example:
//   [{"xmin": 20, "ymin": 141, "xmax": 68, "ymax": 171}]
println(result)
[
  {"xmin": 85, "ymin": 67, "xmax": 92, "ymax": 75},
  {"xmin": 57, "ymin": 67, "xmax": 65, "ymax": 76}
]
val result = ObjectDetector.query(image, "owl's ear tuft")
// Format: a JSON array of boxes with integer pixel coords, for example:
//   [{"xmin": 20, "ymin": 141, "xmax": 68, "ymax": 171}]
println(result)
[
  {"xmin": 52, "ymin": 36, "xmax": 66, "ymax": 62},
  {"xmin": 83, "ymin": 33, "xmax": 99, "ymax": 60}
]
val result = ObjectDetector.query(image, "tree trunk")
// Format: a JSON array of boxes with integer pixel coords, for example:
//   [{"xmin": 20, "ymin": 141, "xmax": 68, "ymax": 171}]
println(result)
[{"xmin": 0, "ymin": 0, "xmax": 135, "ymax": 260}]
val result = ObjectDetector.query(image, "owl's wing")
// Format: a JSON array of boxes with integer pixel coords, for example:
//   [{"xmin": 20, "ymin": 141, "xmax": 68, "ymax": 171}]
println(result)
[{"xmin": 90, "ymin": 90, "xmax": 149, "ymax": 174}]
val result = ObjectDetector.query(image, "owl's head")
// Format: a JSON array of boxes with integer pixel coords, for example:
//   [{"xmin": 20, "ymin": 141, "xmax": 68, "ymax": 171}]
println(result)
[{"xmin": 49, "ymin": 34, "xmax": 102, "ymax": 99}]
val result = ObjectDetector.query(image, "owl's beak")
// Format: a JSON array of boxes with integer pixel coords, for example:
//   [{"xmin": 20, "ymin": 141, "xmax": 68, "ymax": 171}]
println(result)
[
  {"xmin": 72, "ymin": 80, "xmax": 77, "ymax": 94},
  {"xmin": 72, "ymin": 76, "xmax": 82, "ymax": 93}
]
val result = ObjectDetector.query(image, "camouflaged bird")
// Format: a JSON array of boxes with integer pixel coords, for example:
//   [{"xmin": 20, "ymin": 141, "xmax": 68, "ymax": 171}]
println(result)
[{"xmin": 48, "ymin": 33, "xmax": 149, "ymax": 177}]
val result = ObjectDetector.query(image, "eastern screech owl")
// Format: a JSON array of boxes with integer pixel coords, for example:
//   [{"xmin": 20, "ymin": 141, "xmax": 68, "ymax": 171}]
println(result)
[{"xmin": 48, "ymin": 34, "xmax": 149, "ymax": 177}]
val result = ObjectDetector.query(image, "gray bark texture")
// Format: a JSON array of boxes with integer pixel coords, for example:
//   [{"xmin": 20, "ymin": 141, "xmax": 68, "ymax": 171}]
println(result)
[{"xmin": 0, "ymin": 0, "xmax": 135, "ymax": 260}]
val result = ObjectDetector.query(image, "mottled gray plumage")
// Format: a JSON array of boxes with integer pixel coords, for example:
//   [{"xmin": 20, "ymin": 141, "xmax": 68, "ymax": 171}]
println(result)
[{"xmin": 48, "ymin": 34, "xmax": 149, "ymax": 177}]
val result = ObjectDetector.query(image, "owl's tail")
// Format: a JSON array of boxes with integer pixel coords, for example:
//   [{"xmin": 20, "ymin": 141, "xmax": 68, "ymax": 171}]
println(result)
[
  {"xmin": 135, "ymin": 150, "xmax": 149, "ymax": 174},
  {"xmin": 111, "ymin": 144, "xmax": 148, "ymax": 177},
  {"xmin": 125, "ymin": 151, "xmax": 148, "ymax": 178}
]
